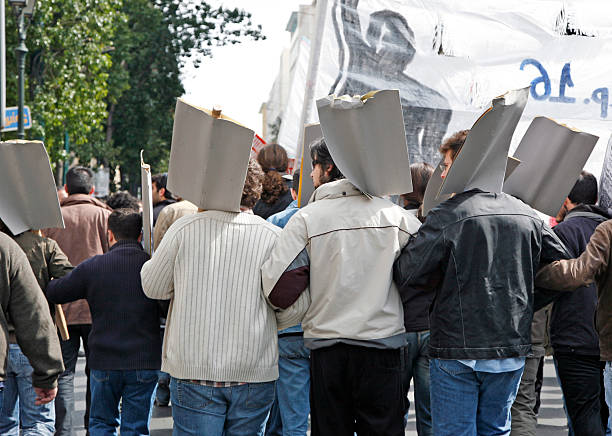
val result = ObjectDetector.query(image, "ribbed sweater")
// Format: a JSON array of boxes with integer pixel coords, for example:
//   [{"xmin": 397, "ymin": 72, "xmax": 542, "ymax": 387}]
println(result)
[{"xmin": 141, "ymin": 211, "xmax": 282, "ymax": 383}]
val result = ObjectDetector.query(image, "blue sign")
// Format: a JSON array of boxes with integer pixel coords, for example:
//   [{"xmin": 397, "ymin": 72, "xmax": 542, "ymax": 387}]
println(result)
[{"xmin": 2, "ymin": 106, "xmax": 32, "ymax": 132}]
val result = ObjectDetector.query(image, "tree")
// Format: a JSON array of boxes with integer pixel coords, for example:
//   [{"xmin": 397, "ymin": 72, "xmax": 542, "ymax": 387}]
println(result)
[
  {"xmin": 4, "ymin": 0, "xmax": 123, "ymax": 169},
  {"xmin": 106, "ymin": 1, "xmax": 264, "ymax": 192}
]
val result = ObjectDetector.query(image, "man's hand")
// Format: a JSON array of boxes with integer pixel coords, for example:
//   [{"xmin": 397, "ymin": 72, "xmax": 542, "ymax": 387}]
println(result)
[{"xmin": 34, "ymin": 387, "xmax": 57, "ymax": 405}]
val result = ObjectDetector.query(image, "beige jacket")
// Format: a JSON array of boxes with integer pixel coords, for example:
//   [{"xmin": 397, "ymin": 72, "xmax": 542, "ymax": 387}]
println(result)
[
  {"xmin": 153, "ymin": 200, "xmax": 198, "ymax": 249},
  {"xmin": 262, "ymin": 179, "xmax": 421, "ymax": 342}
]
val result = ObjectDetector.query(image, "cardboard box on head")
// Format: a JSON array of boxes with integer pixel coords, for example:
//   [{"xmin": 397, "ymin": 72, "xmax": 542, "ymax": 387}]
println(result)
[
  {"xmin": 503, "ymin": 117, "xmax": 598, "ymax": 217},
  {"xmin": 423, "ymin": 156, "xmax": 521, "ymax": 216},
  {"xmin": 0, "ymin": 141, "xmax": 64, "ymax": 235},
  {"xmin": 167, "ymin": 99, "xmax": 255, "ymax": 213},
  {"xmin": 297, "ymin": 123, "xmax": 322, "ymax": 207},
  {"xmin": 316, "ymin": 89, "xmax": 413, "ymax": 197},
  {"xmin": 438, "ymin": 87, "xmax": 529, "ymax": 197}
]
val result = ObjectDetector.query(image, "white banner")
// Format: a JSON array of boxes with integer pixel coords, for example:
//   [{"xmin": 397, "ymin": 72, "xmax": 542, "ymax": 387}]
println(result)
[{"xmin": 281, "ymin": 0, "xmax": 612, "ymax": 179}]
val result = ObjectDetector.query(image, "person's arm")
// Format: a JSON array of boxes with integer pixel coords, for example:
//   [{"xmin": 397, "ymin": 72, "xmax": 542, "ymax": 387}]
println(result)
[
  {"xmin": 393, "ymin": 214, "xmax": 446, "ymax": 298},
  {"xmin": 141, "ymin": 222, "xmax": 179, "ymax": 300},
  {"xmin": 536, "ymin": 222, "xmax": 610, "ymax": 291},
  {"xmin": 262, "ymin": 211, "xmax": 310, "ymax": 310},
  {"xmin": 46, "ymin": 239, "xmax": 73, "ymax": 281},
  {"xmin": 7, "ymin": 241, "xmax": 63, "ymax": 391},
  {"xmin": 45, "ymin": 262, "xmax": 88, "ymax": 304}
]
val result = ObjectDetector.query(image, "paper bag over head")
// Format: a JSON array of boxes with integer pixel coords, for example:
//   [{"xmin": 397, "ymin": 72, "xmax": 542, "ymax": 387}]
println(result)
[
  {"xmin": 503, "ymin": 117, "xmax": 598, "ymax": 217},
  {"xmin": 167, "ymin": 99, "xmax": 255, "ymax": 213},
  {"xmin": 438, "ymin": 87, "xmax": 529, "ymax": 197},
  {"xmin": 0, "ymin": 141, "xmax": 64, "ymax": 235},
  {"xmin": 316, "ymin": 89, "xmax": 413, "ymax": 197}
]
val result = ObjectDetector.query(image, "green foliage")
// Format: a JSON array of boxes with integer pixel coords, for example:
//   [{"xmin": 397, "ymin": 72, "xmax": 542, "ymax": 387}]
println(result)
[
  {"xmin": 106, "ymin": 0, "xmax": 265, "ymax": 192},
  {"xmin": 4, "ymin": 0, "xmax": 122, "ymax": 165},
  {"xmin": 3, "ymin": 1, "xmax": 263, "ymax": 190}
]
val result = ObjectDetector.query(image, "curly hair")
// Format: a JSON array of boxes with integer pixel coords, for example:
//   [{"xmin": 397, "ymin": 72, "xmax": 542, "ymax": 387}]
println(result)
[
  {"xmin": 257, "ymin": 144, "xmax": 289, "ymax": 204},
  {"xmin": 439, "ymin": 130, "xmax": 470, "ymax": 160},
  {"xmin": 106, "ymin": 191, "xmax": 141, "ymax": 211},
  {"xmin": 241, "ymin": 158, "xmax": 265, "ymax": 209}
]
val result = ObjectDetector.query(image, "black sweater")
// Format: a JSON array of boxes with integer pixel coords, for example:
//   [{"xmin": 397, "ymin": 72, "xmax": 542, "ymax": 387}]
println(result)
[
  {"xmin": 46, "ymin": 240, "xmax": 161, "ymax": 371},
  {"xmin": 551, "ymin": 205, "xmax": 610, "ymax": 355}
]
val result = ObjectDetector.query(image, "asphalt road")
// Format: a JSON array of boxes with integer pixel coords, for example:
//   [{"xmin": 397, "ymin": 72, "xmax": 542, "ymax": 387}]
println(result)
[{"xmin": 72, "ymin": 357, "xmax": 569, "ymax": 435}]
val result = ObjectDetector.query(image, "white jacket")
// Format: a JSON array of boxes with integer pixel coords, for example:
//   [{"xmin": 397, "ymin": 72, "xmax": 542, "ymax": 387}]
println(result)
[{"xmin": 262, "ymin": 179, "xmax": 421, "ymax": 342}]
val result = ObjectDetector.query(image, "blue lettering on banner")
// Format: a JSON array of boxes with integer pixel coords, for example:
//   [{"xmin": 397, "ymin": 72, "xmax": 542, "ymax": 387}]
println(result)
[
  {"xmin": 2, "ymin": 106, "xmax": 32, "ymax": 132},
  {"xmin": 520, "ymin": 59, "xmax": 610, "ymax": 119}
]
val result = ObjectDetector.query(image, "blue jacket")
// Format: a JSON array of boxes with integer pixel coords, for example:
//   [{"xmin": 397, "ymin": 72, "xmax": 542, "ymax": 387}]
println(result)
[
  {"xmin": 552, "ymin": 205, "xmax": 610, "ymax": 355},
  {"xmin": 46, "ymin": 240, "xmax": 161, "ymax": 371}
]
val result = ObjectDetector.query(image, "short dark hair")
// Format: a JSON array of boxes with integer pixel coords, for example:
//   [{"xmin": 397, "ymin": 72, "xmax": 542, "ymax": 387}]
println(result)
[
  {"xmin": 439, "ymin": 130, "xmax": 470, "ymax": 160},
  {"xmin": 106, "ymin": 191, "xmax": 140, "ymax": 211},
  {"xmin": 568, "ymin": 171, "xmax": 598, "ymax": 205},
  {"xmin": 65, "ymin": 166, "xmax": 94, "ymax": 195},
  {"xmin": 292, "ymin": 169, "xmax": 301, "ymax": 192},
  {"xmin": 108, "ymin": 209, "xmax": 142, "ymax": 241},
  {"xmin": 309, "ymin": 138, "xmax": 344, "ymax": 182},
  {"xmin": 152, "ymin": 173, "xmax": 173, "ymax": 200}
]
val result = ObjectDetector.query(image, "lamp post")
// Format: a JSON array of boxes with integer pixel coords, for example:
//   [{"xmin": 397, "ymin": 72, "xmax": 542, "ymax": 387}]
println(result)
[{"xmin": 9, "ymin": 0, "xmax": 36, "ymax": 140}]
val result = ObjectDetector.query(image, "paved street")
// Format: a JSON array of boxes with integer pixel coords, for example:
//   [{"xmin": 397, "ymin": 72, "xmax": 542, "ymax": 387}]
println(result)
[{"xmin": 72, "ymin": 357, "xmax": 569, "ymax": 435}]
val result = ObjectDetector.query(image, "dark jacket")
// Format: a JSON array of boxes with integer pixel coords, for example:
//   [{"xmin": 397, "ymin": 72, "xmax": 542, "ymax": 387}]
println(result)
[
  {"xmin": 550, "ymin": 205, "xmax": 610, "ymax": 355},
  {"xmin": 253, "ymin": 187, "xmax": 293, "ymax": 220},
  {"xmin": 46, "ymin": 240, "xmax": 161, "ymax": 371},
  {"xmin": 153, "ymin": 199, "xmax": 176, "ymax": 226},
  {"xmin": 398, "ymin": 210, "xmax": 433, "ymax": 332},
  {"xmin": 536, "ymin": 219, "xmax": 612, "ymax": 361},
  {"xmin": 0, "ymin": 233, "xmax": 64, "ymax": 388},
  {"xmin": 393, "ymin": 190, "xmax": 569, "ymax": 360}
]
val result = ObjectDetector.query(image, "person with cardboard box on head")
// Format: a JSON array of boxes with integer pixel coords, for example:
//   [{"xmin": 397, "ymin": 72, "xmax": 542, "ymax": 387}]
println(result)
[
  {"xmin": 394, "ymin": 89, "xmax": 580, "ymax": 436},
  {"xmin": 262, "ymin": 90, "xmax": 422, "ymax": 435},
  {"xmin": 140, "ymin": 101, "xmax": 307, "ymax": 436}
]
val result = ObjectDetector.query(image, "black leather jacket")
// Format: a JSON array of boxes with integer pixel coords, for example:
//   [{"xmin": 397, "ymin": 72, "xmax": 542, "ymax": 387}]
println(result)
[{"xmin": 393, "ymin": 190, "xmax": 569, "ymax": 360}]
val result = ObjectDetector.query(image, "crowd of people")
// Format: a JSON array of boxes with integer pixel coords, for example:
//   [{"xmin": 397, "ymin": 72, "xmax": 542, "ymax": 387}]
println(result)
[{"xmin": 0, "ymin": 131, "xmax": 611, "ymax": 436}]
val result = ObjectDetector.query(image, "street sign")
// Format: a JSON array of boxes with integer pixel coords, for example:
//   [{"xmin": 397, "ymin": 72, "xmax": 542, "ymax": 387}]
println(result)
[{"xmin": 2, "ymin": 106, "xmax": 31, "ymax": 132}]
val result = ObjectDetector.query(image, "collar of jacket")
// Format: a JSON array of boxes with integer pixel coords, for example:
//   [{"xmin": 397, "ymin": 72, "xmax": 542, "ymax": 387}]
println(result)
[
  {"xmin": 61, "ymin": 193, "xmax": 112, "ymax": 211},
  {"xmin": 565, "ymin": 204, "xmax": 611, "ymax": 223},
  {"xmin": 108, "ymin": 239, "xmax": 144, "ymax": 252},
  {"xmin": 311, "ymin": 179, "xmax": 363, "ymax": 202}
]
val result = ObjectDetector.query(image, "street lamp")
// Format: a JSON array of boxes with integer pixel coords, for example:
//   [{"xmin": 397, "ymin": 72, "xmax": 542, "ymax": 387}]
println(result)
[{"xmin": 9, "ymin": 0, "xmax": 36, "ymax": 140}]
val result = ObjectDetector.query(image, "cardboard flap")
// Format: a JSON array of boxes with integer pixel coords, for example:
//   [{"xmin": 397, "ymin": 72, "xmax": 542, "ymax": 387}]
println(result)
[
  {"xmin": 0, "ymin": 141, "xmax": 64, "ymax": 234},
  {"xmin": 297, "ymin": 123, "xmax": 322, "ymax": 207},
  {"xmin": 167, "ymin": 99, "xmax": 254, "ymax": 212},
  {"xmin": 439, "ymin": 87, "xmax": 529, "ymax": 197},
  {"xmin": 140, "ymin": 151, "xmax": 153, "ymax": 255},
  {"xmin": 316, "ymin": 89, "xmax": 412, "ymax": 197},
  {"xmin": 503, "ymin": 117, "xmax": 598, "ymax": 216}
]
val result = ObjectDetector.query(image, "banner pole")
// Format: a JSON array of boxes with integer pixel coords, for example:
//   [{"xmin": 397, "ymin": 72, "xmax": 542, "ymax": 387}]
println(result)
[{"xmin": 295, "ymin": 0, "xmax": 328, "ymax": 170}]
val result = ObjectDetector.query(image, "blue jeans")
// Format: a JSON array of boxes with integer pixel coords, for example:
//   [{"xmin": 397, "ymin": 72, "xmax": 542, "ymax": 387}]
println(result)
[
  {"xmin": 403, "ymin": 331, "xmax": 432, "ymax": 436},
  {"xmin": 89, "ymin": 369, "xmax": 158, "ymax": 436},
  {"xmin": 170, "ymin": 377, "xmax": 275, "ymax": 436},
  {"xmin": 0, "ymin": 344, "xmax": 55, "ymax": 436},
  {"xmin": 56, "ymin": 324, "xmax": 91, "ymax": 436},
  {"xmin": 266, "ymin": 335, "xmax": 310, "ymax": 436},
  {"xmin": 603, "ymin": 363, "xmax": 612, "ymax": 430},
  {"xmin": 430, "ymin": 359, "xmax": 524, "ymax": 436}
]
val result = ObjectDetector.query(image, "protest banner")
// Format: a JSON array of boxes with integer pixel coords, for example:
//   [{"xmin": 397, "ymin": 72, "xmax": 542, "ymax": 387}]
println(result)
[
  {"xmin": 279, "ymin": 0, "xmax": 612, "ymax": 196},
  {"xmin": 140, "ymin": 150, "xmax": 153, "ymax": 255}
]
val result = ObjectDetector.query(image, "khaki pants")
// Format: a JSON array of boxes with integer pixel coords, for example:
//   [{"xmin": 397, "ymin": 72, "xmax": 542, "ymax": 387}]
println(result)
[{"xmin": 510, "ymin": 356, "xmax": 541, "ymax": 436}]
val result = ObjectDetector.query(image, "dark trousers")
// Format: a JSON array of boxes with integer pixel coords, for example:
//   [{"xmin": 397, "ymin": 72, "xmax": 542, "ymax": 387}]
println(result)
[
  {"xmin": 310, "ymin": 343, "xmax": 405, "ymax": 436},
  {"xmin": 55, "ymin": 324, "xmax": 91, "ymax": 436},
  {"xmin": 555, "ymin": 352, "xmax": 607, "ymax": 436}
]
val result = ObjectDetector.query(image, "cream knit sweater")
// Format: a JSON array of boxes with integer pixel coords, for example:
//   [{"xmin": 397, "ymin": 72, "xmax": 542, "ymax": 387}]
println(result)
[{"xmin": 141, "ymin": 210, "xmax": 304, "ymax": 383}]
